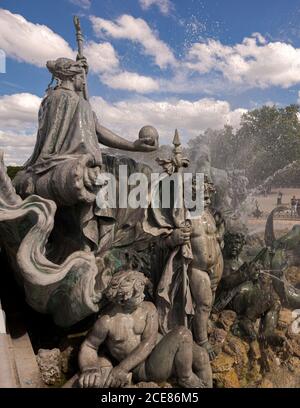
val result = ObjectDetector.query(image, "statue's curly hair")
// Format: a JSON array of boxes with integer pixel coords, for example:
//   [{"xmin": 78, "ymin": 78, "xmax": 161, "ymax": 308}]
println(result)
[
  {"xmin": 223, "ymin": 231, "xmax": 246, "ymax": 257},
  {"xmin": 104, "ymin": 270, "xmax": 150, "ymax": 302}
]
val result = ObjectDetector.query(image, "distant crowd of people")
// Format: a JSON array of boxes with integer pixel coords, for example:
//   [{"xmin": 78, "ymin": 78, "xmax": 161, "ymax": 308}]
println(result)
[
  {"xmin": 277, "ymin": 191, "xmax": 300, "ymax": 217},
  {"xmin": 251, "ymin": 191, "xmax": 300, "ymax": 219},
  {"xmin": 290, "ymin": 195, "xmax": 300, "ymax": 217}
]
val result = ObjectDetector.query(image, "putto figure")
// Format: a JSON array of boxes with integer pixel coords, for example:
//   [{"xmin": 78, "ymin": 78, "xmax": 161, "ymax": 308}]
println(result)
[
  {"xmin": 78, "ymin": 270, "xmax": 212, "ymax": 388},
  {"xmin": 188, "ymin": 177, "xmax": 225, "ymax": 359}
]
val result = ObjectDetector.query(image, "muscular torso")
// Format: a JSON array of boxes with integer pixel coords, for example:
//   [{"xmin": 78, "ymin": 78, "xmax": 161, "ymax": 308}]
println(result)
[
  {"xmin": 232, "ymin": 280, "xmax": 277, "ymax": 319},
  {"xmin": 105, "ymin": 303, "xmax": 149, "ymax": 362},
  {"xmin": 190, "ymin": 209, "xmax": 223, "ymax": 271}
]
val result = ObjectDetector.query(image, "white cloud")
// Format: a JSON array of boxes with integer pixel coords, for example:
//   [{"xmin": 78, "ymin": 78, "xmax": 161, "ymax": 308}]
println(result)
[
  {"xmin": 185, "ymin": 33, "xmax": 300, "ymax": 88},
  {"xmin": 90, "ymin": 14, "xmax": 176, "ymax": 68},
  {"xmin": 0, "ymin": 93, "xmax": 40, "ymax": 165},
  {"xmin": 91, "ymin": 96, "xmax": 246, "ymax": 144},
  {"xmin": 139, "ymin": 0, "xmax": 173, "ymax": 15},
  {"xmin": 0, "ymin": 93, "xmax": 41, "ymax": 131},
  {"xmin": 69, "ymin": 0, "xmax": 91, "ymax": 9},
  {"xmin": 84, "ymin": 40, "xmax": 159, "ymax": 93},
  {"xmin": 84, "ymin": 41, "xmax": 120, "ymax": 74},
  {"xmin": 0, "ymin": 130, "xmax": 36, "ymax": 166},
  {"xmin": 0, "ymin": 9, "xmax": 74, "ymax": 67},
  {"xmin": 0, "ymin": 10, "xmax": 156, "ymax": 94},
  {"xmin": 0, "ymin": 92, "xmax": 246, "ymax": 164},
  {"xmin": 3, "ymin": 8, "xmax": 300, "ymax": 97},
  {"xmin": 101, "ymin": 71, "xmax": 159, "ymax": 93}
]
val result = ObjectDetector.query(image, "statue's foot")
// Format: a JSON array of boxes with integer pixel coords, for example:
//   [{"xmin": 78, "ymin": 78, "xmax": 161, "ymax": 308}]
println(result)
[
  {"xmin": 262, "ymin": 332, "xmax": 285, "ymax": 346},
  {"xmin": 178, "ymin": 373, "xmax": 206, "ymax": 388},
  {"xmin": 238, "ymin": 319, "xmax": 257, "ymax": 342},
  {"xmin": 201, "ymin": 341, "xmax": 216, "ymax": 361}
]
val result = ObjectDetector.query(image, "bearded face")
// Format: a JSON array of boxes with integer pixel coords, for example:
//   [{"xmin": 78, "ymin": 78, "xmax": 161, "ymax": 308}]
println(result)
[{"xmin": 114, "ymin": 276, "xmax": 145, "ymax": 308}]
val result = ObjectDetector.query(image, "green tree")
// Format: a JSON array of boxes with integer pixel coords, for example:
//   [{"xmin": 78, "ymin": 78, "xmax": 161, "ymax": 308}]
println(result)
[
  {"xmin": 7, "ymin": 166, "xmax": 22, "ymax": 180},
  {"xmin": 236, "ymin": 104, "xmax": 300, "ymax": 186}
]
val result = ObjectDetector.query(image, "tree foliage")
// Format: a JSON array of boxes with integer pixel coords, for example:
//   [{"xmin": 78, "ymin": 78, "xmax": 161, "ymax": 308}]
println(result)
[
  {"xmin": 7, "ymin": 166, "xmax": 22, "ymax": 180},
  {"xmin": 187, "ymin": 104, "xmax": 300, "ymax": 187}
]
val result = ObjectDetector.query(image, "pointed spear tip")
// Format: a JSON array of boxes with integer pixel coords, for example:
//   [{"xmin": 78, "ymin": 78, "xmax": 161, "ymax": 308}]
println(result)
[
  {"xmin": 173, "ymin": 129, "xmax": 180, "ymax": 146},
  {"xmin": 73, "ymin": 15, "xmax": 80, "ymax": 29}
]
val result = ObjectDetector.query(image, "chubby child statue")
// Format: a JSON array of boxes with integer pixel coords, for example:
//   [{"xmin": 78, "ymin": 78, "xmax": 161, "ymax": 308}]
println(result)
[{"xmin": 78, "ymin": 270, "xmax": 212, "ymax": 388}]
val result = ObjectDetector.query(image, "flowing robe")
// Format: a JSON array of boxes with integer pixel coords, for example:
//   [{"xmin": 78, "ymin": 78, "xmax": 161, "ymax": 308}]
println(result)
[
  {"xmin": 26, "ymin": 87, "xmax": 102, "ymax": 170},
  {"xmin": 14, "ymin": 87, "xmax": 154, "ymax": 255}
]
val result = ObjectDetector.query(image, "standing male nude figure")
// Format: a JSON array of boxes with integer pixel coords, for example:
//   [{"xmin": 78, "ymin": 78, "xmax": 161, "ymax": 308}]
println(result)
[{"xmin": 188, "ymin": 177, "xmax": 224, "ymax": 359}]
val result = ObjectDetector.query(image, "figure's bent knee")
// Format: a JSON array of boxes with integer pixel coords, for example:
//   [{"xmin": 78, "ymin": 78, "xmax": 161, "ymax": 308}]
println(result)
[
  {"xmin": 193, "ymin": 344, "xmax": 210, "ymax": 367},
  {"xmin": 173, "ymin": 326, "xmax": 193, "ymax": 342}
]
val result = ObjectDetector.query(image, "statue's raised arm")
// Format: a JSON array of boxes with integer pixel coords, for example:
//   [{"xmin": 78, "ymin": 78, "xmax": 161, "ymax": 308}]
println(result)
[{"xmin": 14, "ymin": 16, "xmax": 158, "ymax": 206}]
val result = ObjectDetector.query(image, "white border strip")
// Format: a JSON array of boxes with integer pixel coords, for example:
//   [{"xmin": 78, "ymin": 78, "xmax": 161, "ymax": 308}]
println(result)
[{"xmin": 0, "ymin": 300, "xmax": 6, "ymax": 334}]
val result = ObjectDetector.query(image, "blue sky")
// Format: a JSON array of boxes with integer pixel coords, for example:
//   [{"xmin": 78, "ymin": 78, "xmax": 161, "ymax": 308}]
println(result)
[{"xmin": 2, "ymin": 0, "xmax": 300, "ymax": 164}]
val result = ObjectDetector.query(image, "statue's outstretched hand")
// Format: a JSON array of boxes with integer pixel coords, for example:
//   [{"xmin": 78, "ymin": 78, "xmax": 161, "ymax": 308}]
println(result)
[
  {"xmin": 78, "ymin": 368, "xmax": 103, "ymax": 388},
  {"xmin": 104, "ymin": 366, "xmax": 131, "ymax": 388},
  {"xmin": 133, "ymin": 137, "xmax": 158, "ymax": 152}
]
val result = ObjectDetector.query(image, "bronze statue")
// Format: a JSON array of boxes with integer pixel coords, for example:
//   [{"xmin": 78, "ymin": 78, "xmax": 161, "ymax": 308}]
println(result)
[
  {"xmin": 14, "ymin": 18, "xmax": 158, "ymax": 254},
  {"xmin": 78, "ymin": 270, "xmax": 212, "ymax": 388},
  {"xmin": 0, "ymin": 17, "xmax": 161, "ymax": 327},
  {"xmin": 150, "ymin": 132, "xmax": 225, "ymax": 360},
  {"xmin": 215, "ymin": 224, "xmax": 300, "ymax": 343},
  {"xmin": 4, "ymin": 15, "xmax": 300, "ymax": 389},
  {"xmin": 215, "ymin": 231, "xmax": 276, "ymax": 342},
  {"xmin": 188, "ymin": 176, "xmax": 225, "ymax": 359}
]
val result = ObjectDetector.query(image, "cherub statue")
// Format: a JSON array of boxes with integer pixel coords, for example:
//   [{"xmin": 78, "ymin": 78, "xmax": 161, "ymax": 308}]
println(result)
[
  {"xmin": 78, "ymin": 270, "xmax": 212, "ymax": 388},
  {"xmin": 187, "ymin": 176, "xmax": 225, "ymax": 359},
  {"xmin": 150, "ymin": 172, "xmax": 225, "ymax": 361},
  {"xmin": 215, "ymin": 232, "xmax": 280, "ymax": 343}
]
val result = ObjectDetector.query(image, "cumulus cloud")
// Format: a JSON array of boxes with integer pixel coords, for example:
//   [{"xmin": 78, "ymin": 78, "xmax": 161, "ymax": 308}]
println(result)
[
  {"xmin": 101, "ymin": 71, "xmax": 159, "ymax": 93},
  {"xmin": 0, "ymin": 93, "xmax": 41, "ymax": 131},
  {"xmin": 84, "ymin": 41, "xmax": 120, "ymax": 74},
  {"xmin": 0, "ymin": 92, "xmax": 246, "ymax": 164},
  {"xmin": 0, "ymin": 93, "xmax": 40, "ymax": 165},
  {"xmin": 0, "ymin": 10, "xmax": 157, "ymax": 94},
  {"xmin": 83, "ymin": 37, "xmax": 159, "ymax": 93},
  {"xmin": 185, "ymin": 33, "xmax": 300, "ymax": 88},
  {"xmin": 0, "ymin": 9, "xmax": 74, "ymax": 67},
  {"xmin": 0, "ymin": 130, "xmax": 36, "ymax": 166},
  {"xmin": 91, "ymin": 96, "xmax": 246, "ymax": 144},
  {"xmin": 90, "ymin": 14, "xmax": 176, "ymax": 68},
  {"xmin": 84, "ymin": 40, "xmax": 159, "ymax": 93},
  {"xmin": 139, "ymin": 0, "xmax": 174, "ymax": 15},
  {"xmin": 3, "ymin": 8, "xmax": 300, "ymax": 95}
]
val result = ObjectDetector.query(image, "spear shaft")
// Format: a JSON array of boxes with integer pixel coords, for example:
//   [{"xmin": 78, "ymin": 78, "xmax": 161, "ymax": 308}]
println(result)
[
  {"xmin": 156, "ymin": 130, "xmax": 191, "ymax": 328},
  {"xmin": 73, "ymin": 16, "xmax": 89, "ymax": 100},
  {"xmin": 172, "ymin": 130, "xmax": 190, "ymax": 327}
]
